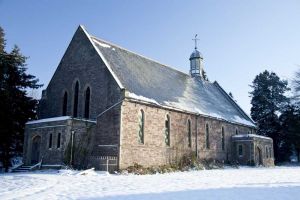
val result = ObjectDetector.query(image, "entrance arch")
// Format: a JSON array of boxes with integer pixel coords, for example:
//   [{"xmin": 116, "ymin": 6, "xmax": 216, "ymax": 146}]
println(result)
[
  {"xmin": 255, "ymin": 146, "xmax": 263, "ymax": 166},
  {"xmin": 31, "ymin": 135, "xmax": 41, "ymax": 164}
]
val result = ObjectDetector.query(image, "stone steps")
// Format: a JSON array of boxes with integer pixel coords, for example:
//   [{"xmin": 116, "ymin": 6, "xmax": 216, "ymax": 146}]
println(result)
[{"xmin": 12, "ymin": 165, "xmax": 34, "ymax": 173}]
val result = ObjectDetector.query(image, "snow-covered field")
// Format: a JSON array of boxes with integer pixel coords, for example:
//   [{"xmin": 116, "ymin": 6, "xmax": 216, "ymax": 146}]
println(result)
[{"xmin": 1, "ymin": 167, "xmax": 300, "ymax": 200}]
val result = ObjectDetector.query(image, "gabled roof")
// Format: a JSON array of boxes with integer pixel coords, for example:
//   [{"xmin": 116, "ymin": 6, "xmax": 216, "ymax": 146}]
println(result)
[{"xmin": 80, "ymin": 25, "xmax": 255, "ymax": 127}]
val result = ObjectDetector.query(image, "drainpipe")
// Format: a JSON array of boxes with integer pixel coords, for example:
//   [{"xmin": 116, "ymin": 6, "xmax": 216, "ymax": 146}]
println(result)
[
  {"xmin": 195, "ymin": 115, "xmax": 198, "ymax": 158},
  {"xmin": 70, "ymin": 130, "xmax": 75, "ymax": 166}
]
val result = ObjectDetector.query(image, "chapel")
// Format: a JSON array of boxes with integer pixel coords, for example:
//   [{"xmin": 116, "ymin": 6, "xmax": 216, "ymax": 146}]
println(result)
[{"xmin": 22, "ymin": 25, "xmax": 274, "ymax": 171}]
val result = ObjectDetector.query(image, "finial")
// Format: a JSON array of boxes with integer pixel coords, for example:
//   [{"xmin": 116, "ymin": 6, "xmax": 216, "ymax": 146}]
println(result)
[{"xmin": 192, "ymin": 34, "xmax": 199, "ymax": 49}]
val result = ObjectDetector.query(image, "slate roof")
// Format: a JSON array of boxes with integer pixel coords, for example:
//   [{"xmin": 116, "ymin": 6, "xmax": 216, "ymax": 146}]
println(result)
[{"xmin": 83, "ymin": 26, "xmax": 255, "ymax": 127}]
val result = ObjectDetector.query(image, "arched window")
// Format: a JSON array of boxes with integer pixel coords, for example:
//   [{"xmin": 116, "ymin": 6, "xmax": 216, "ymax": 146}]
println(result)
[
  {"xmin": 221, "ymin": 127, "xmax": 225, "ymax": 151},
  {"xmin": 235, "ymin": 129, "xmax": 238, "ymax": 135},
  {"xmin": 165, "ymin": 114, "xmax": 170, "ymax": 146},
  {"xmin": 138, "ymin": 109, "xmax": 145, "ymax": 144},
  {"xmin": 49, "ymin": 133, "xmax": 52, "ymax": 149},
  {"xmin": 238, "ymin": 144, "xmax": 243, "ymax": 156},
  {"xmin": 62, "ymin": 91, "xmax": 68, "ymax": 116},
  {"xmin": 84, "ymin": 87, "xmax": 90, "ymax": 119},
  {"xmin": 57, "ymin": 133, "xmax": 61, "ymax": 148},
  {"xmin": 187, "ymin": 119, "xmax": 192, "ymax": 148},
  {"xmin": 205, "ymin": 124, "xmax": 210, "ymax": 149},
  {"xmin": 73, "ymin": 81, "xmax": 79, "ymax": 117}
]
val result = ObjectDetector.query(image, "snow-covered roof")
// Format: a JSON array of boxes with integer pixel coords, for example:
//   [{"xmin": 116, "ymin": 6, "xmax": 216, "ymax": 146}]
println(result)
[
  {"xmin": 26, "ymin": 116, "xmax": 71, "ymax": 125},
  {"xmin": 80, "ymin": 26, "xmax": 256, "ymax": 127},
  {"xmin": 190, "ymin": 49, "xmax": 203, "ymax": 59},
  {"xmin": 232, "ymin": 134, "xmax": 272, "ymax": 140}
]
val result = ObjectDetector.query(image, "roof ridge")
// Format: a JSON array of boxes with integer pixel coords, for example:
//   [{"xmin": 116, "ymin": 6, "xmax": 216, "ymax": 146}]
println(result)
[{"xmin": 90, "ymin": 35, "xmax": 190, "ymax": 77}]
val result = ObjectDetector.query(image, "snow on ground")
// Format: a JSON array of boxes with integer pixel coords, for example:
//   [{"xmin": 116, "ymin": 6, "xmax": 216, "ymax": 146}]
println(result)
[{"xmin": 1, "ymin": 167, "xmax": 300, "ymax": 200}]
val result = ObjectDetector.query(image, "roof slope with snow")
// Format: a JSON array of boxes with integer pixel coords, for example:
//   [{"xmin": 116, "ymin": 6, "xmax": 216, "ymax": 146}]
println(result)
[{"xmin": 85, "ymin": 28, "xmax": 255, "ymax": 127}]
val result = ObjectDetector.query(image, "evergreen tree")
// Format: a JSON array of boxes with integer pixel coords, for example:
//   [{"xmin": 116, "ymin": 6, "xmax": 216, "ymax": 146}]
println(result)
[
  {"xmin": 279, "ymin": 104, "xmax": 300, "ymax": 162},
  {"xmin": 293, "ymin": 68, "xmax": 300, "ymax": 104},
  {"xmin": 0, "ymin": 27, "xmax": 42, "ymax": 171},
  {"xmin": 250, "ymin": 70, "xmax": 290, "ymax": 162},
  {"xmin": 202, "ymin": 69, "xmax": 209, "ymax": 81}
]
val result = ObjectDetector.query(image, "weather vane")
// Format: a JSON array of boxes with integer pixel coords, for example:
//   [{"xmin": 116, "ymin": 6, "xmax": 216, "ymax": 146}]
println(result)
[{"xmin": 192, "ymin": 34, "xmax": 199, "ymax": 50}]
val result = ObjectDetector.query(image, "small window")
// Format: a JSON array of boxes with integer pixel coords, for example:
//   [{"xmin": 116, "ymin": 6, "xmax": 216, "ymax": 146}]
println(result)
[
  {"xmin": 269, "ymin": 147, "xmax": 272, "ymax": 158},
  {"xmin": 235, "ymin": 129, "xmax": 238, "ymax": 135},
  {"xmin": 205, "ymin": 123, "xmax": 210, "ymax": 149},
  {"xmin": 57, "ymin": 133, "xmax": 61, "ymax": 148},
  {"xmin": 221, "ymin": 127, "xmax": 225, "ymax": 151},
  {"xmin": 238, "ymin": 144, "xmax": 243, "ymax": 157},
  {"xmin": 138, "ymin": 109, "xmax": 145, "ymax": 144},
  {"xmin": 187, "ymin": 119, "xmax": 192, "ymax": 148},
  {"xmin": 84, "ymin": 87, "xmax": 91, "ymax": 119},
  {"xmin": 165, "ymin": 114, "xmax": 170, "ymax": 146},
  {"xmin": 265, "ymin": 146, "xmax": 268, "ymax": 158},
  {"xmin": 49, "ymin": 133, "xmax": 52, "ymax": 149}
]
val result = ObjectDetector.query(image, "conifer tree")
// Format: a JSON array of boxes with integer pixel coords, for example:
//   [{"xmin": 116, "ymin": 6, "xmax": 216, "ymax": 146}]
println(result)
[
  {"xmin": 279, "ymin": 104, "xmax": 300, "ymax": 162},
  {"xmin": 0, "ymin": 27, "xmax": 42, "ymax": 171},
  {"xmin": 202, "ymin": 69, "xmax": 209, "ymax": 81},
  {"xmin": 250, "ymin": 70, "xmax": 289, "ymax": 162}
]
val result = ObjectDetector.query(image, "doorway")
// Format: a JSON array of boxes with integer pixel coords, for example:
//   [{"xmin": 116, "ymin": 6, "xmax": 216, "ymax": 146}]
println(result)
[
  {"xmin": 255, "ymin": 146, "xmax": 263, "ymax": 166},
  {"xmin": 31, "ymin": 136, "xmax": 41, "ymax": 164}
]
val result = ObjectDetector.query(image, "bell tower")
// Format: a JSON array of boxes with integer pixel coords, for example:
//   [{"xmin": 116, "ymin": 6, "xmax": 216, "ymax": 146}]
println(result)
[{"xmin": 190, "ymin": 34, "xmax": 204, "ymax": 78}]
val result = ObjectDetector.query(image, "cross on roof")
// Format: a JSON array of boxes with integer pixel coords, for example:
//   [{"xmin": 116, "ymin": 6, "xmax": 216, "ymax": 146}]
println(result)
[{"xmin": 192, "ymin": 34, "xmax": 199, "ymax": 49}]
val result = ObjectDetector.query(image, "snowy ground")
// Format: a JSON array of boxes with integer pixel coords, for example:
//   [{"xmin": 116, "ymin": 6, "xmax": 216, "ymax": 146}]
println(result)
[{"xmin": 1, "ymin": 167, "xmax": 300, "ymax": 200}]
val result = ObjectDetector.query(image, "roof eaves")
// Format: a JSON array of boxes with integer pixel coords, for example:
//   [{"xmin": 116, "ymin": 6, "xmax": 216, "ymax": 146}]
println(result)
[
  {"xmin": 125, "ymin": 97, "xmax": 256, "ymax": 128},
  {"xmin": 79, "ymin": 25, "xmax": 124, "ymax": 89}
]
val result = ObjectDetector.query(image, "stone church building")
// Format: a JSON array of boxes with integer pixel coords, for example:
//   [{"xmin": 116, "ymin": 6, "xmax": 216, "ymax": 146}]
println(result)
[{"xmin": 23, "ymin": 25, "xmax": 274, "ymax": 171}]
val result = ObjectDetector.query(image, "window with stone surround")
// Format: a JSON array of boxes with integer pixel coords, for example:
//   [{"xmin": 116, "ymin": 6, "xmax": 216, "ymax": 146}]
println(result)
[
  {"xmin": 238, "ymin": 144, "xmax": 243, "ymax": 157},
  {"xmin": 84, "ymin": 87, "xmax": 90, "ymax": 119},
  {"xmin": 221, "ymin": 126, "xmax": 225, "ymax": 151},
  {"xmin": 49, "ymin": 133, "xmax": 52, "ymax": 149},
  {"xmin": 165, "ymin": 114, "xmax": 170, "ymax": 146},
  {"xmin": 138, "ymin": 109, "xmax": 145, "ymax": 144},
  {"xmin": 62, "ymin": 91, "xmax": 68, "ymax": 116},
  {"xmin": 187, "ymin": 119, "xmax": 191, "ymax": 148},
  {"xmin": 235, "ymin": 129, "xmax": 238, "ymax": 135},
  {"xmin": 57, "ymin": 133, "xmax": 61, "ymax": 149},
  {"xmin": 73, "ymin": 81, "xmax": 79, "ymax": 117},
  {"xmin": 205, "ymin": 123, "xmax": 210, "ymax": 149}
]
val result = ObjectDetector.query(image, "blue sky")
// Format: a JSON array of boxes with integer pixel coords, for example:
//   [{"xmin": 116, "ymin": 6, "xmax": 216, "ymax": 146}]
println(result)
[{"xmin": 1, "ymin": 0, "xmax": 299, "ymax": 114}]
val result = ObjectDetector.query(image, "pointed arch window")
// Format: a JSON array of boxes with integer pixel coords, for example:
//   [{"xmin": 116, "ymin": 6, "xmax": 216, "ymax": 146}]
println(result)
[
  {"xmin": 221, "ymin": 127, "xmax": 225, "ymax": 151},
  {"xmin": 165, "ymin": 114, "xmax": 170, "ymax": 146},
  {"xmin": 84, "ymin": 87, "xmax": 90, "ymax": 119},
  {"xmin": 49, "ymin": 133, "xmax": 52, "ymax": 149},
  {"xmin": 73, "ymin": 81, "xmax": 79, "ymax": 117},
  {"xmin": 57, "ymin": 133, "xmax": 61, "ymax": 148},
  {"xmin": 187, "ymin": 119, "xmax": 192, "ymax": 148},
  {"xmin": 235, "ymin": 129, "xmax": 238, "ymax": 135},
  {"xmin": 205, "ymin": 123, "xmax": 210, "ymax": 149},
  {"xmin": 62, "ymin": 91, "xmax": 68, "ymax": 116},
  {"xmin": 138, "ymin": 109, "xmax": 145, "ymax": 144}
]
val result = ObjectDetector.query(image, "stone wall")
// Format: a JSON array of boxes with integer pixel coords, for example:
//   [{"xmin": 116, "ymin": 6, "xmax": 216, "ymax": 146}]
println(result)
[
  {"xmin": 38, "ymin": 26, "xmax": 122, "ymax": 120},
  {"xmin": 87, "ymin": 104, "xmax": 122, "ymax": 171},
  {"xmin": 119, "ymin": 100, "xmax": 255, "ymax": 169},
  {"xmin": 23, "ymin": 118, "xmax": 96, "ymax": 168},
  {"xmin": 232, "ymin": 136, "xmax": 274, "ymax": 166}
]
